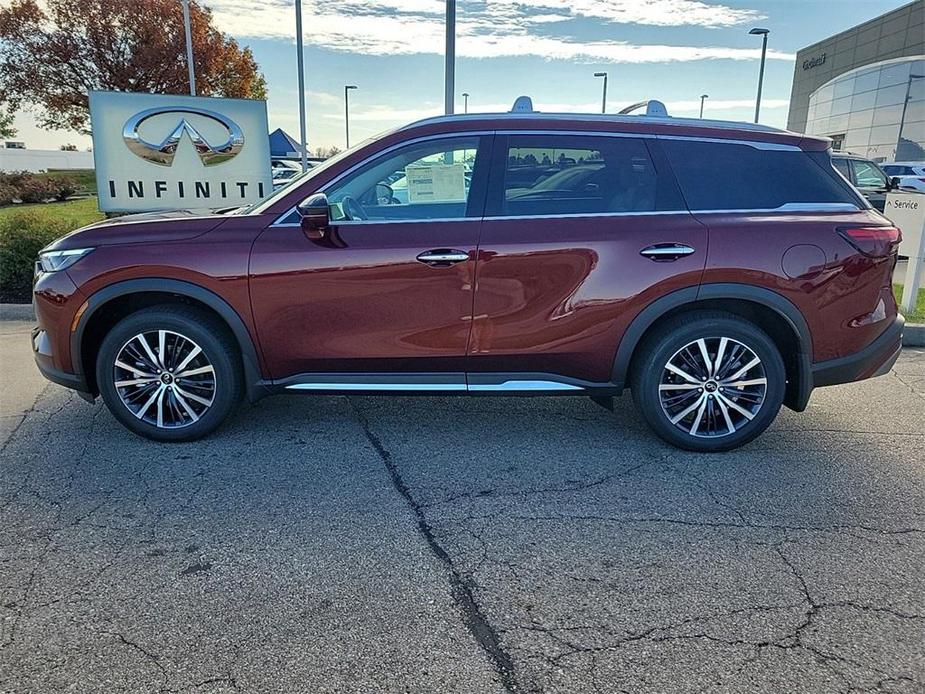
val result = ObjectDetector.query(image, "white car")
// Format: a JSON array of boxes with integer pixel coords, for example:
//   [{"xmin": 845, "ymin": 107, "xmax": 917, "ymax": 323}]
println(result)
[{"xmin": 882, "ymin": 162, "xmax": 925, "ymax": 193}]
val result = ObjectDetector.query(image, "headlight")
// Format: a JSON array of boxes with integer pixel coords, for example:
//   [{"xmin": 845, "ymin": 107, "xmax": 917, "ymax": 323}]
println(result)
[{"xmin": 38, "ymin": 248, "xmax": 94, "ymax": 273}]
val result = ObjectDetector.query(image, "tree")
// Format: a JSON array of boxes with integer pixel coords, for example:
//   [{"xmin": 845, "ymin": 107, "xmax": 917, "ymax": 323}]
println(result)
[
  {"xmin": 314, "ymin": 146, "xmax": 342, "ymax": 159},
  {"xmin": 0, "ymin": 88, "xmax": 15, "ymax": 138},
  {"xmin": 0, "ymin": 0, "xmax": 268, "ymax": 134},
  {"xmin": 0, "ymin": 110, "xmax": 14, "ymax": 139}
]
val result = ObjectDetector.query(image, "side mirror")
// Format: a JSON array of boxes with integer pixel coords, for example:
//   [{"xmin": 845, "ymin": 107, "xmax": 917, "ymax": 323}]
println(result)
[
  {"xmin": 889, "ymin": 176, "xmax": 901, "ymax": 191},
  {"xmin": 297, "ymin": 193, "xmax": 330, "ymax": 240}
]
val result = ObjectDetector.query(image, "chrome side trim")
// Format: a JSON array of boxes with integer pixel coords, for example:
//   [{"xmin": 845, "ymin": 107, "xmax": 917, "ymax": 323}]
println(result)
[
  {"xmin": 272, "ymin": 203, "xmax": 859, "ymax": 228},
  {"xmin": 468, "ymin": 380, "xmax": 584, "ymax": 392},
  {"xmin": 286, "ymin": 382, "xmax": 467, "ymax": 392}
]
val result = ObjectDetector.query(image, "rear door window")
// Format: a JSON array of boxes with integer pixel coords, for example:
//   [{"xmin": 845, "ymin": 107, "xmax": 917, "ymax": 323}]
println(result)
[
  {"xmin": 662, "ymin": 140, "xmax": 860, "ymax": 211},
  {"xmin": 832, "ymin": 158, "xmax": 851, "ymax": 181},
  {"xmin": 488, "ymin": 134, "xmax": 684, "ymax": 217}
]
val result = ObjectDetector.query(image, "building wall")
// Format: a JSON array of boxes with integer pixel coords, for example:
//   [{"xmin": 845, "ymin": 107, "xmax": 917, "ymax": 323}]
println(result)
[
  {"xmin": 787, "ymin": 1, "xmax": 924, "ymax": 134},
  {"xmin": 805, "ymin": 57, "xmax": 924, "ymax": 162},
  {"xmin": 0, "ymin": 148, "xmax": 95, "ymax": 173}
]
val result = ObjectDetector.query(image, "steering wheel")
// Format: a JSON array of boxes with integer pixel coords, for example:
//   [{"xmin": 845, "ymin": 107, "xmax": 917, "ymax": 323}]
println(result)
[{"xmin": 341, "ymin": 195, "xmax": 368, "ymax": 221}]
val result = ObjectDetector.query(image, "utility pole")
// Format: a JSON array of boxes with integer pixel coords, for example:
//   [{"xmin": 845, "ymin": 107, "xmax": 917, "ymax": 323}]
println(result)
[
  {"xmin": 444, "ymin": 0, "xmax": 456, "ymax": 114},
  {"xmin": 699, "ymin": 94, "xmax": 708, "ymax": 118},
  {"xmin": 749, "ymin": 28, "xmax": 770, "ymax": 123},
  {"xmin": 462, "ymin": 92, "xmax": 469, "ymax": 113},
  {"xmin": 295, "ymin": 0, "xmax": 308, "ymax": 171},
  {"xmin": 181, "ymin": 0, "xmax": 196, "ymax": 96}
]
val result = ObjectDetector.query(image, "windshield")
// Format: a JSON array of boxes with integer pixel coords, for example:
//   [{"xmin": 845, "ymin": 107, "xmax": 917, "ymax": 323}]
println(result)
[{"xmin": 238, "ymin": 136, "xmax": 380, "ymax": 215}]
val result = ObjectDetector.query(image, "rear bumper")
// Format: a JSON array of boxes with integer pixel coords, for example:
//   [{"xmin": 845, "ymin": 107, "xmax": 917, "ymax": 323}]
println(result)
[{"xmin": 811, "ymin": 315, "xmax": 904, "ymax": 388}]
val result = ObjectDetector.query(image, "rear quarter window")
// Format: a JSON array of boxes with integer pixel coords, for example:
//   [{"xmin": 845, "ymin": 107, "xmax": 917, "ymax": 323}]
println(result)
[{"xmin": 663, "ymin": 140, "xmax": 861, "ymax": 211}]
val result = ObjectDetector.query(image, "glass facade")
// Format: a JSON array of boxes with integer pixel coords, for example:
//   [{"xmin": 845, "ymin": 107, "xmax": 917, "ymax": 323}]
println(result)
[{"xmin": 806, "ymin": 57, "xmax": 925, "ymax": 162}]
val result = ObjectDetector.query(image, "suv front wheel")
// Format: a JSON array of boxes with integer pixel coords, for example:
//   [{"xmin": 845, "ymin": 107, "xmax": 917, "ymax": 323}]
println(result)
[
  {"xmin": 95, "ymin": 305, "xmax": 243, "ymax": 442},
  {"xmin": 632, "ymin": 311, "xmax": 785, "ymax": 452}
]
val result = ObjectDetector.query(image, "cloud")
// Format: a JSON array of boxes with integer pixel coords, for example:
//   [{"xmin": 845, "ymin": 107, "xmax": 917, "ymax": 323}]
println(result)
[
  {"xmin": 203, "ymin": 0, "xmax": 792, "ymax": 64},
  {"xmin": 315, "ymin": 95, "xmax": 790, "ymax": 123}
]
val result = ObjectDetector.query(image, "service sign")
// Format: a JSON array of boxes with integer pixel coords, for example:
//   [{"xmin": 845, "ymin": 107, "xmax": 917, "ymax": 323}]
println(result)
[{"xmin": 89, "ymin": 91, "xmax": 272, "ymax": 213}]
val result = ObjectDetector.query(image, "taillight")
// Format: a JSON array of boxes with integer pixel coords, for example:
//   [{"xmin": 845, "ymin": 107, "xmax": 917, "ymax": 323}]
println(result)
[{"xmin": 838, "ymin": 226, "xmax": 902, "ymax": 258}]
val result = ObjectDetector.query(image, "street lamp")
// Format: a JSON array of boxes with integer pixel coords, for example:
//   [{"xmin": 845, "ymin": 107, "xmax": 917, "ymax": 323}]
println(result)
[
  {"xmin": 699, "ymin": 94, "xmax": 709, "ymax": 119},
  {"xmin": 749, "ymin": 27, "xmax": 770, "ymax": 124},
  {"xmin": 462, "ymin": 92, "xmax": 469, "ymax": 114},
  {"xmin": 344, "ymin": 85, "xmax": 357, "ymax": 149},
  {"xmin": 180, "ymin": 0, "xmax": 196, "ymax": 95},
  {"xmin": 594, "ymin": 72, "xmax": 608, "ymax": 114},
  {"xmin": 294, "ymin": 0, "xmax": 308, "ymax": 172},
  {"xmin": 445, "ymin": 0, "xmax": 456, "ymax": 115}
]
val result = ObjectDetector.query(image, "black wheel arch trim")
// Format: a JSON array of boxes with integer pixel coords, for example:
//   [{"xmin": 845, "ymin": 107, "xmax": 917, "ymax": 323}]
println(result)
[
  {"xmin": 610, "ymin": 283, "xmax": 814, "ymax": 411},
  {"xmin": 71, "ymin": 278, "xmax": 267, "ymax": 402}
]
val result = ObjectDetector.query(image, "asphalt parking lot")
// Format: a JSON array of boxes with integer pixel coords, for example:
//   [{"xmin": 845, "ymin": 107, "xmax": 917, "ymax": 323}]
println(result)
[{"xmin": 1, "ymin": 320, "xmax": 923, "ymax": 694}]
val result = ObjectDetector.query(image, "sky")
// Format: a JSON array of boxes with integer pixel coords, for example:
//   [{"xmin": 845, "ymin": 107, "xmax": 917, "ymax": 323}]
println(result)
[{"xmin": 9, "ymin": 0, "xmax": 913, "ymax": 152}]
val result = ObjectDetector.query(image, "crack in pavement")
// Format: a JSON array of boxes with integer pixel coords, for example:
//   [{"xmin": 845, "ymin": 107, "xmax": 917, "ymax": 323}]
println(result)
[{"xmin": 348, "ymin": 398, "xmax": 521, "ymax": 693}]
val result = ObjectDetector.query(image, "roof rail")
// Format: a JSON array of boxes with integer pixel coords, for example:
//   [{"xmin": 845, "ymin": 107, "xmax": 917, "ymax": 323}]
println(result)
[{"xmin": 618, "ymin": 100, "xmax": 669, "ymax": 117}]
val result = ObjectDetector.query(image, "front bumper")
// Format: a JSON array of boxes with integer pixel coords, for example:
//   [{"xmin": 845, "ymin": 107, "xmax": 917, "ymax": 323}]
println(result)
[
  {"xmin": 32, "ymin": 328, "xmax": 93, "ymax": 399},
  {"xmin": 811, "ymin": 315, "xmax": 904, "ymax": 388}
]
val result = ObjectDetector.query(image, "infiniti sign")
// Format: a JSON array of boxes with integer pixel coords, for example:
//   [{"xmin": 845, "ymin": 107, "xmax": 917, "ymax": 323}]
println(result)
[
  {"xmin": 122, "ymin": 107, "xmax": 245, "ymax": 166},
  {"xmin": 90, "ymin": 91, "xmax": 271, "ymax": 213}
]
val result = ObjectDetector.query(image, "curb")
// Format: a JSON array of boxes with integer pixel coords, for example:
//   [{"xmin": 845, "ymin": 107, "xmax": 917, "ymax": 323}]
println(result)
[
  {"xmin": 903, "ymin": 323, "xmax": 925, "ymax": 348},
  {"xmin": 0, "ymin": 303, "xmax": 34, "ymax": 321}
]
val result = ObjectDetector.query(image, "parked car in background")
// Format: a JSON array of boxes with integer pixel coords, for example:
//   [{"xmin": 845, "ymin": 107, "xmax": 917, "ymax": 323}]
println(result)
[
  {"xmin": 32, "ymin": 100, "xmax": 903, "ymax": 452},
  {"xmin": 882, "ymin": 162, "xmax": 925, "ymax": 193},
  {"xmin": 271, "ymin": 167, "xmax": 301, "ymax": 190},
  {"xmin": 830, "ymin": 152, "xmax": 895, "ymax": 211}
]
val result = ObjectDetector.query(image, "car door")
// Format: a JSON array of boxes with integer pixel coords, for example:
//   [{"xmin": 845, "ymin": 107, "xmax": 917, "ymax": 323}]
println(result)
[
  {"xmin": 468, "ymin": 132, "xmax": 706, "ymax": 388},
  {"xmin": 249, "ymin": 134, "xmax": 491, "ymax": 383}
]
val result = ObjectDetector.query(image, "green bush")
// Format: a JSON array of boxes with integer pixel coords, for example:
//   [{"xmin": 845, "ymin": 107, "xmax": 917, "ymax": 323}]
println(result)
[{"xmin": 0, "ymin": 210, "xmax": 79, "ymax": 302}]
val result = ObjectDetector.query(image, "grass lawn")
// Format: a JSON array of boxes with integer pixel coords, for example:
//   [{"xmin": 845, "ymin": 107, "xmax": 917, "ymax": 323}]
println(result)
[
  {"xmin": 0, "ymin": 197, "xmax": 104, "ymax": 228},
  {"xmin": 894, "ymin": 284, "xmax": 925, "ymax": 324}
]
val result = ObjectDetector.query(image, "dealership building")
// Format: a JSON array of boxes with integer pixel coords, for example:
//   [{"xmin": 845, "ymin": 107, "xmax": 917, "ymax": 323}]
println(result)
[{"xmin": 786, "ymin": 0, "xmax": 924, "ymax": 162}]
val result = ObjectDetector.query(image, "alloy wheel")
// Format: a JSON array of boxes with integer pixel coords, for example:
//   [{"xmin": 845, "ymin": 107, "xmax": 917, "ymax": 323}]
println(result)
[
  {"xmin": 658, "ymin": 336, "xmax": 767, "ymax": 439},
  {"xmin": 113, "ymin": 330, "xmax": 216, "ymax": 429}
]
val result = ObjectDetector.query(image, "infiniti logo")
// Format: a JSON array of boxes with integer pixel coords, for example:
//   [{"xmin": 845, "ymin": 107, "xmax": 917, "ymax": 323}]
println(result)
[{"xmin": 122, "ymin": 107, "xmax": 245, "ymax": 167}]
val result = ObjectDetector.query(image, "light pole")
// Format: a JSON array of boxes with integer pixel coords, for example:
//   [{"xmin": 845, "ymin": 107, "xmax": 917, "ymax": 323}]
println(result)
[
  {"xmin": 462, "ymin": 92, "xmax": 469, "ymax": 113},
  {"xmin": 749, "ymin": 27, "xmax": 770, "ymax": 123},
  {"xmin": 344, "ymin": 85, "xmax": 357, "ymax": 149},
  {"xmin": 594, "ymin": 72, "xmax": 608, "ymax": 114},
  {"xmin": 699, "ymin": 94, "xmax": 709, "ymax": 118},
  {"xmin": 445, "ymin": 0, "xmax": 456, "ymax": 115},
  {"xmin": 294, "ymin": 0, "xmax": 308, "ymax": 172},
  {"xmin": 181, "ymin": 0, "xmax": 196, "ymax": 95}
]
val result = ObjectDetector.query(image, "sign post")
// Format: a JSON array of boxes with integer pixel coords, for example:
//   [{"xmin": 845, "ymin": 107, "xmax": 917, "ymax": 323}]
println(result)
[
  {"xmin": 88, "ymin": 91, "xmax": 272, "ymax": 213},
  {"xmin": 884, "ymin": 192, "xmax": 925, "ymax": 314}
]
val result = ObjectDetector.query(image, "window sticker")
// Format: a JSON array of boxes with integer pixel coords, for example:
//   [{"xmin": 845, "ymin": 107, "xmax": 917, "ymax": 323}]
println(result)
[{"xmin": 405, "ymin": 163, "xmax": 467, "ymax": 204}]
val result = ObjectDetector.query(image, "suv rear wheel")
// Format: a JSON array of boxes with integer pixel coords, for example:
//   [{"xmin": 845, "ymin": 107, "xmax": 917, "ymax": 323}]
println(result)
[
  {"xmin": 95, "ymin": 305, "xmax": 242, "ymax": 442},
  {"xmin": 632, "ymin": 311, "xmax": 785, "ymax": 452}
]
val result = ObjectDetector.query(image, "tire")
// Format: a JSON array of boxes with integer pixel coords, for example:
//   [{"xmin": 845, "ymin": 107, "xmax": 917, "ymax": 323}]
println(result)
[
  {"xmin": 95, "ymin": 304, "xmax": 243, "ymax": 442},
  {"xmin": 631, "ymin": 311, "xmax": 785, "ymax": 452}
]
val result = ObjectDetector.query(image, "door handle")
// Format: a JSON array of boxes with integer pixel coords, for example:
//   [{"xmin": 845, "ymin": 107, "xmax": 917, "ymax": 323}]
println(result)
[
  {"xmin": 416, "ymin": 249, "xmax": 470, "ymax": 265},
  {"xmin": 640, "ymin": 243, "xmax": 696, "ymax": 261}
]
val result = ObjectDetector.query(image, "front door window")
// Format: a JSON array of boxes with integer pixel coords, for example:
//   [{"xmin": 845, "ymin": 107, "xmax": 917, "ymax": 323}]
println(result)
[{"xmin": 326, "ymin": 137, "xmax": 484, "ymax": 222}]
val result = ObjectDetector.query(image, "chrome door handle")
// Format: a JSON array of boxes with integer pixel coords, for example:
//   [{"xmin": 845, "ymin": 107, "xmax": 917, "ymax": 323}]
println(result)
[
  {"xmin": 416, "ymin": 249, "xmax": 470, "ymax": 265},
  {"xmin": 640, "ymin": 243, "xmax": 696, "ymax": 261}
]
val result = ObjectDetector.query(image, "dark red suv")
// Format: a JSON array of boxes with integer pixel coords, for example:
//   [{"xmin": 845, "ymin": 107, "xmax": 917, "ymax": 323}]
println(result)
[{"xmin": 32, "ymin": 101, "xmax": 904, "ymax": 451}]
